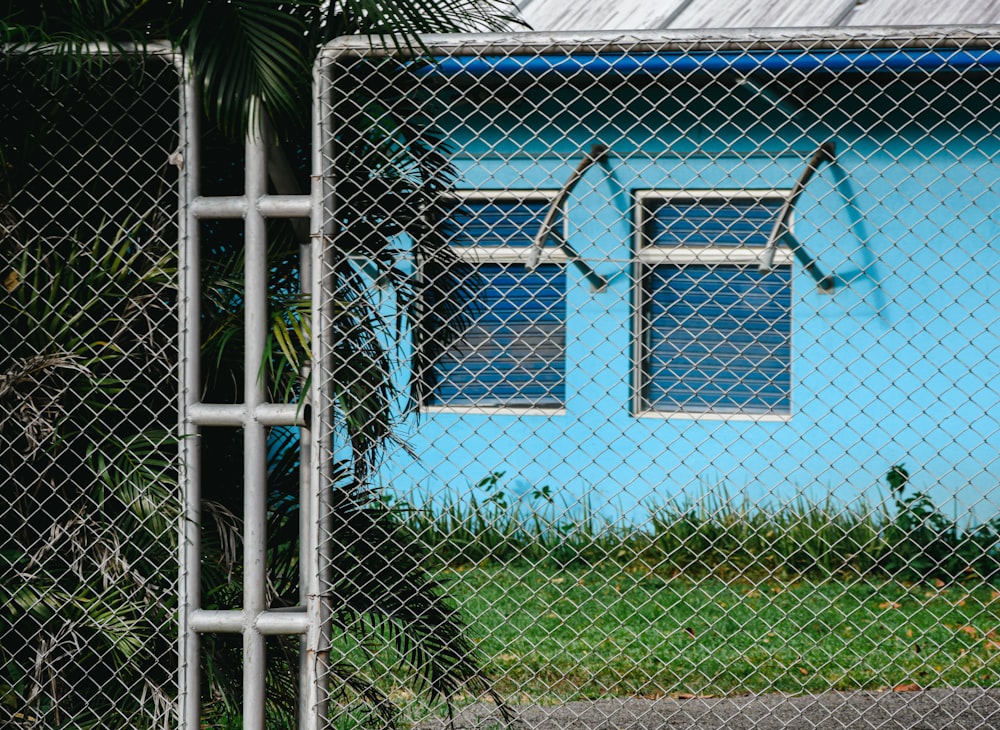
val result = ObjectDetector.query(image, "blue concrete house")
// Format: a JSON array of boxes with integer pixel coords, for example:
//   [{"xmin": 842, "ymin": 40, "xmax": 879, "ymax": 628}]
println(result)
[{"xmin": 362, "ymin": 8, "xmax": 1000, "ymax": 522}]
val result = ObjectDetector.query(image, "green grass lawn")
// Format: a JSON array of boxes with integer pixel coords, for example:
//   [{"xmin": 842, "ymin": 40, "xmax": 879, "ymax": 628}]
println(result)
[{"xmin": 438, "ymin": 564, "xmax": 1000, "ymax": 703}]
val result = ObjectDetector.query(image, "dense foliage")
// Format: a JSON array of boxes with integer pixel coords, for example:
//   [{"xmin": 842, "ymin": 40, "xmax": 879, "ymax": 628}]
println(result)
[{"xmin": 1, "ymin": 1, "xmax": 520, "ymax": 726}]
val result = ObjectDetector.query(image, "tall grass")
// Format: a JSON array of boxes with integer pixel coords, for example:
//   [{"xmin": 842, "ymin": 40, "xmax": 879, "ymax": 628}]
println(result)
[
  {"xmin": 643, "ymin": 488, "xmax": 884, "ymax": 580},
  {"xmin": 395, "ymin": 472, "xmax": 631, "ymax": 568},
  {"xmin": 394, "ymin": 469, "xmax": 1000, "ymax": 584}
]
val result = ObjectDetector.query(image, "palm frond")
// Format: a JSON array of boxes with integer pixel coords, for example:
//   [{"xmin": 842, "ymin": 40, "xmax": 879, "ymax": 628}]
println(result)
[
  {"xmin": 330, "ymin": 61, "xmax": 482, "ymax": 413},
  {"xmin": 326, "ymin": 471, "xmax": 513, "ymax": 721},
  {"xmin": 327, "ymin": 661, "xmax": 403, "ymax": 728},
  {"xmin": 2, "ymin": 1, "xmax": 161, "ymax": 84},
  {"xmin": 86, "ymin": 430, "xmax": 179, "ymax": 539},
  {"xmin": 0, "ymin": 351, "xmax": 91, "ymax": 455},
  {"xmin": 327, "ymin": 0, "xmax": 523, "ymax": 52},
  {"xmin": 182, "ymin": 0, "xmax": 311, "ymax": 136},
  {"xmin": 1, "ymin": 476, "xmax": 176, "ymax": 729},
  {"xmin": 320, "ymin": 254, "xmax": 406, "ymax": 477},
  {"xmin": 267, "ymin": 292, "xmax": 312, "ymax": 403}
]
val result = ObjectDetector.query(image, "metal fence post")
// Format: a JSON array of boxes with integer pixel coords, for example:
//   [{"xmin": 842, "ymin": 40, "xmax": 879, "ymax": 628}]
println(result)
[
  {"xmin": 303, "ymin": 51, "xmax": 334, "ymax": 730},
  {"xmin": 178, "ymin": 61, "xmax": 202, "ymax": 730},
  {"xmin": 241, "ymin": 97, "xmax": 271, "ymax": 730}
]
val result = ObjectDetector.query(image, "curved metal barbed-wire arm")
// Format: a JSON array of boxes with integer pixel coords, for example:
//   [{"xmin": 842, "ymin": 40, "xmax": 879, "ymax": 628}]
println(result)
[
  {"xmin": 527, "ymin": 143, "xmax": 610, "ymax": 292},
  {"xmin": 759, "ymin": 141, "xmax": 837, "ymax": 292}
]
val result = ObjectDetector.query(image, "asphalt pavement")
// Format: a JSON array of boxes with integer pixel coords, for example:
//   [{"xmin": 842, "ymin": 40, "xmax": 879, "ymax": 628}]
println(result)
[{"xmin": 421, "ymin": 689, "xmax": 1000, "ymax": 729}]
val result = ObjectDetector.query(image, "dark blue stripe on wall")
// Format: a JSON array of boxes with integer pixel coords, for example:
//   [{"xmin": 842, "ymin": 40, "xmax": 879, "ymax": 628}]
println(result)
[
  {"xmin": 417, "ymin": 48, "xmax": 1000, "ymax": 79},
  {"xmin": 643, "ymin": 265, "xmax": 792, "ymax": 415},
  {"xmin": 432, "ymin": 263, "xmax": 566, "ymax": 407}
]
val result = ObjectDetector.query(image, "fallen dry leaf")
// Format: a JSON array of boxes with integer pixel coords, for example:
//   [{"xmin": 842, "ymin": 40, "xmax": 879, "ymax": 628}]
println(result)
[
  {"xmin": 893, "ymin": 683, "xmax": 921, "ymax": 693},
  {"xmin": 2, "ymin": 270, "xmax": 19, "ymax": 293},
  {"xmin": 879, "ymin": 601, "xmax": 901, "ymax": 610}
]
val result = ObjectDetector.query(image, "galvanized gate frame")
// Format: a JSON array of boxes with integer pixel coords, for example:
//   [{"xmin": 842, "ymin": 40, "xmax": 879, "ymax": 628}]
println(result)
[{"xmin": 177, "ymin": 62, "xmax": 332, "ymax": 729}]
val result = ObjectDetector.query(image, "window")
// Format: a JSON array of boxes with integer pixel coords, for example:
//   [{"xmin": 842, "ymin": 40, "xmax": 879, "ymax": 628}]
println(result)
[
  {"xmin": 635, "ymin": 191, "xmax": 792, "ymax": 417},
  {"xmin": 426, "ymin": 192, "xmax": 566, "ymax": 410}
]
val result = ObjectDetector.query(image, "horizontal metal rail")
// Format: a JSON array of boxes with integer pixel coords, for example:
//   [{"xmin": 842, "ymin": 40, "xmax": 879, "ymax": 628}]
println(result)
[
  {"xmin": 319, "ymin": 26, "xmax": 1000, "ymax": 59},
  {"xmin": 189, "ymin": 194, "xmax": 311, "ymax": 219}
]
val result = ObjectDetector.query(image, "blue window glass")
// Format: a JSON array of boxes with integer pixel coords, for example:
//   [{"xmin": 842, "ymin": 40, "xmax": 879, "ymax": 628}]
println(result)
[
  {"xmin": 646, "ymin": 197, "xmax": 779, "ymax": 248},
  {"xmin": 639, "ymin": 195, "xmax": 791, "ymax": 416},
  {"xmin": 449, "ymin": 198, "xmax": 549, "ymax": 248},
  {"xmin": 428, "ymin": 196, "xmax": 566, "ymax": 408}
]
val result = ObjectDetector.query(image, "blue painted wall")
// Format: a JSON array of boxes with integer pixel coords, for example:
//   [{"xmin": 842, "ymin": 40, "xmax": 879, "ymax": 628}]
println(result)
[{"xmin": 374, "ymin": 72, "xmax": 1000, "ymax": 522}]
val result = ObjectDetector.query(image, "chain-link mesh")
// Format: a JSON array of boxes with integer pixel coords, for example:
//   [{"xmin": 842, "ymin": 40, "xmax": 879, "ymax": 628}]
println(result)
[
  {"xmin": 0, "ymin": 51, "xmax": 181, "ymax": 728},
  {"xmin": 316, "ymin": 29, "xmax": 1000, "ymax": 728}
]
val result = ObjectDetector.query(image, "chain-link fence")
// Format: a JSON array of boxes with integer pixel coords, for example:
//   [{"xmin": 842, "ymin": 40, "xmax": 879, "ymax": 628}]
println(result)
[
  {"xmin": 315, "ymin": 29, "xmax": 1000, "ymax": 728},
  {"xmin": 0, "ymin": 49, "xmax": 182, "ymax": 728},
  {"xmin": 7, "ymin": 27, "xmax": 1000, "ymax": 730}
]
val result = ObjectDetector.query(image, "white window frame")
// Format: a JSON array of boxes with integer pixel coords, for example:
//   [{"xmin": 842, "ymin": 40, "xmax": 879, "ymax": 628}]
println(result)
[
  {"xmin": 632, "ymin": 189, "xmax": 794, "ymax": 421},
  {"xmin": 422, "ymin": 189, "xmax": 569, "ymax": 416}
]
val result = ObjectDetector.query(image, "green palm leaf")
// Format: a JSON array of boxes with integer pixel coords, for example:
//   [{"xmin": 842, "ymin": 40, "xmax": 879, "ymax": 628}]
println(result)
[
  {"xmin": 182, "ymin": 0, "xmax": 310, "ymax": 135},
  {"xmin": 327, "ymin": 470, "xmax": 514, "ymax": 722}
]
